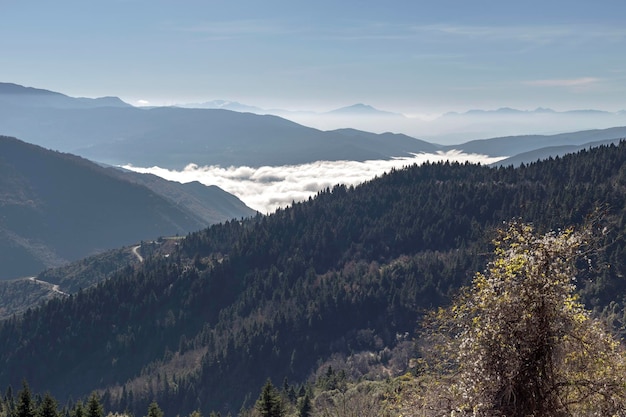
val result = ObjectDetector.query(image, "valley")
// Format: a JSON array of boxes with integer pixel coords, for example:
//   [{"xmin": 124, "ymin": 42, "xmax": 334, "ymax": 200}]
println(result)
[
  {"xmin": 2, "ymin": 137, "xmax": 626, "ymax": 415},
  {"xmin": 3, "ymin": 1, "xmax": 626, "ymax": 414},
  {"xmin": 1, "ymin": 83, "xmax": 626, "ymax": 417}
]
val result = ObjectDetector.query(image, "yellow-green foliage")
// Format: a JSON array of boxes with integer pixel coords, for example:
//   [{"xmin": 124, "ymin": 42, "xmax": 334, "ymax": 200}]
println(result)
[{"xmin": 422, "ymin": 222, "xmax": 626, "ymax": 416}]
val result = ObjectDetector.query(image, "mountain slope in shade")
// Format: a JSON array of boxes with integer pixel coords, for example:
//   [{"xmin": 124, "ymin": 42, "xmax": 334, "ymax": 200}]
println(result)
[
  {"xmin": 106, "ymin": 168, "xmax": 257, "ymax": 224},
  {"xmin": 71, "ymin": 108, "xmax": 441, "ymax": 168},
  {"xmin": 0, "ymin": 136, "xmax": 253, "ymax": 279},
  {"xmin": 444, "ymin": 126, "xmax": 626, "ymax": 157},
  {"xmin": 492, "ymin": 137, "xmax": 625, "ymax": 167}
]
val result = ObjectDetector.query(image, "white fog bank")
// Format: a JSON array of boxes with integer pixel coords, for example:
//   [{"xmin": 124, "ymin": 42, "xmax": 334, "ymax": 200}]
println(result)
[{"xmin": 122, "ymin": 151, "xmax": 506, "ymax": 214}]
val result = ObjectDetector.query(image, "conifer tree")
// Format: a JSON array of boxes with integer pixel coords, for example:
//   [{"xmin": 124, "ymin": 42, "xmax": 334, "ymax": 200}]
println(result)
[
  {"xmin": 255, "ymin": 380, "xmax": 284, "ymax": 417},
  {"xmin": 16, "ymin": 382, "xmax": 34, "ymax": 417},
  {"xmin": 296, "ymin": 394, "xmax": 311, "ymax": 417},
  {"xmin": 84, "ymin": 394, "xmax": 102, "ymax": 417},
  {"xmin": 69, "ymin": 401, "xmax": 83, "ymax": 417},
  {"xmin": 4, "ymin": 386, "xmax": 15, "ymax": 417},
  {"xmin": 37, "ymin": 394, "xmax": 58, "ymax": 417},
  {"xmin": 145, "ymin": 402, "xmax": 163, "ymax": 417}
]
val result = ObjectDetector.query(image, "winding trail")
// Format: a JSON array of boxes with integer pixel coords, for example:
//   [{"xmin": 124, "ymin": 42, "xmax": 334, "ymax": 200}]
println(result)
[
  {"xmin": 27, "ymin": 277, "xmax": 69, "ymax": 296},
  {"xmin": 132, "ymin": 245, "xmax": 144, "ymax": 262}
]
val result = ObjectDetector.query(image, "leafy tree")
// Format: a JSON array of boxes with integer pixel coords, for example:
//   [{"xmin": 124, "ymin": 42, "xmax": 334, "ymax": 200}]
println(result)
[
  {"xmin": 426, "ymin": 222, "xmax": 626, "ymax": 416},
  {"xmin": 255, "ymin": 380, "xmax": 284, "ymax": 417}
]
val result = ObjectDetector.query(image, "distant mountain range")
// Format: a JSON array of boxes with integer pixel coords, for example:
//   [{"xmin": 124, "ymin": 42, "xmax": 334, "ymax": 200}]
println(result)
[
  {"xmin": 0, "ymin": 82, "xmax": 131, "ymax": 109},
  {"xmin": 444, "ymin": 126, "xmax": 626, "ymax": 161},
  {"xmin": 0, "ymin": 135, "xmax": 255, "ymax": 279},
  {"xmin": 2, "ymin": 81, "xmax": 626, "ymax": 169},
  {"xmin": 179, "ymin": 100, "xmax": 625, "ymax": 120},
  {"xmin": 444, "ymin": 107, "xmax": 625, "ymax": 117},
  {"xmin": 176, "ymin": 99, "xmax": 626, "ymax": 141},
  {"xmin": 175, "ymin": 100, "xmax": 405, "ymax": 118},
  {"xmin": 0, "ymin": 83, "xmax": 438, "ymax": 168},
  {"xmin": 176, "ymin": 99, "xmax": 267, "ymax": 114}
]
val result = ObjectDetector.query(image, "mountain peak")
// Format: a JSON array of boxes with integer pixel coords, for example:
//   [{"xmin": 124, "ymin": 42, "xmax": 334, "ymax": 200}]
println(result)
[{"xmin": 327, "ymin": 103, "xmax": 402, "ymax": 117}]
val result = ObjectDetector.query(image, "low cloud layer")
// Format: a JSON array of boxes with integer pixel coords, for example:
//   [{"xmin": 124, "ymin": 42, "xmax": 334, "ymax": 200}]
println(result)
[{"xmin": 123, "ymin": 152, "xmax": 505, "ymax": 214}]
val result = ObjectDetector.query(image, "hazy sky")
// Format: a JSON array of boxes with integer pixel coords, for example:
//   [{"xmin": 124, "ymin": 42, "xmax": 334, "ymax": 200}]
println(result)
[{"xmin": 1, "ymin": 0, "xmax": 625, "ymax": 114}]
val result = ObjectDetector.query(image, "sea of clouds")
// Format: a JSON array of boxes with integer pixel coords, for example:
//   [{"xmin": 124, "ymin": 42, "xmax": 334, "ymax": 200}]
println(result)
[{"xmin": 123, "ymin": 151, "xmax": 506, "ymax": 214}]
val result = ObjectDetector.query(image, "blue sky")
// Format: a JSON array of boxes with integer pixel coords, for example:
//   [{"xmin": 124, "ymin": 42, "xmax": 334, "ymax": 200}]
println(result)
[{"xmin": 1, "ymin": 0, "xmax": 625, "ymax": 113}]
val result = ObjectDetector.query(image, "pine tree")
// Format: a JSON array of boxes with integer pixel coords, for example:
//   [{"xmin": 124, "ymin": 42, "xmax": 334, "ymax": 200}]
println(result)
[
  {"xmin": 16, "ymin": 382, "xmax": 34, "ymax": 417},
  {"xmin": 37, "ymin": 394, "xmax": 58, "ymax": 417},
  {"xmin": 145, "ymin": 402, "xmax": 163, "ymax": 417},
  {"xmin": 296, "ymin": 394, "xmax": 311, "ymax": 417},
  {"xmin": 69, "ymin": 401, "xmax": 83, "ymax": 417},
  {"xmin": 84, "ymin": 394, "xmax": 102, "ymax": 417},
  {"xmin": 255, "ymin": 380, "xmax": 284, "ymax": 417},
  {"xmin": 4, "ymin": 386, "xmax": 15, "ymax": 417}
]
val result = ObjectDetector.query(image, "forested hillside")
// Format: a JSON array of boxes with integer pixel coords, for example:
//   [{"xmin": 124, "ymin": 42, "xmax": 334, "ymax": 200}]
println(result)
[
  {"xmin": 1, "ymin": 142, "xmax": 626, "ymax": 415},
  {"xmin": 0, "ymin": 135, "xmax": 254, "ymax": 279}
]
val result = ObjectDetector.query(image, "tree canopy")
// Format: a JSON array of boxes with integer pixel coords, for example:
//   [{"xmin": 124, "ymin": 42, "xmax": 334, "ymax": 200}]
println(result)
[{"xmin": 425, "ymin": 222, "xmax": 626, "ymax": 416}]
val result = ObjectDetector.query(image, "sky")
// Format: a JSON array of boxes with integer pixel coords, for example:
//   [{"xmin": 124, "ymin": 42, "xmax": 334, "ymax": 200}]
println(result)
[{"xmin": 1, "ymin": 0, "xmax": 626, "ymax": 115}]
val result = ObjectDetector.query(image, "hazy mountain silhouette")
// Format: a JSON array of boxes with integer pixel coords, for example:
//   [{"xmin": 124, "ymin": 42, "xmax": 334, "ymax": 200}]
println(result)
[
  {"xmin": 2, "ymin": 82, "xmax": 626, "ymax": 170},
  {"xmin": 443, "ymin": 107, "xmax": 621, "ymax": 117},
  {"xmin": 429, "ymin": 108, "xmax": 626, "ymax": 143},
  {"xmin": 176, "ymin": 100, "xmax": 267, "ymax": 113},
  {"xmin": 0, "ymin": 84, "xmax": 433, "ymax": 167},
  {"xmin": 0, "ymin": 82, "xmax": 131, "ymax": 109},
  {"xmin": 492, "ymin": 137, "xmax": 626, "ymax": 167},
  {"xmin": 444, "ymin": 126, "xmax": 626, "ymax": 157},
  {"xmin": 325, "ymin": 103, "xmax": 404, "ymax": 117}
]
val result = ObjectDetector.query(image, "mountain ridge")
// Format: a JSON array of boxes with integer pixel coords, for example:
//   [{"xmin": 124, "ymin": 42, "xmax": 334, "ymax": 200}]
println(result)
[
  {"xmin": 2, "ymin": 82, "xmax": 626, "ymax": 169},
  {"xmin": 0, "ymin": 135, "xmax": 255, "ymax": 279},
  {"xmin": 0, "ymin": 82, "xmax": 132, "ymax": 109}
]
